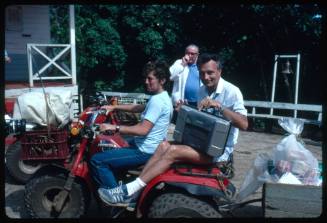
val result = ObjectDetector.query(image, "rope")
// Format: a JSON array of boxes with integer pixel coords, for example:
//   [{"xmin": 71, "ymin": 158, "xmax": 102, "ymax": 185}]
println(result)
[{"xmin": 31, "ymin": 53, "xmax": 51, "ymax": 137}]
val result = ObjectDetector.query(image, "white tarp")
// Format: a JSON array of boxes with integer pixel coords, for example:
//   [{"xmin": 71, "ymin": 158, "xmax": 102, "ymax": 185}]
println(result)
[{"xmin": 13, "ymin": 90, "xmax": 73, "ymax": 128}]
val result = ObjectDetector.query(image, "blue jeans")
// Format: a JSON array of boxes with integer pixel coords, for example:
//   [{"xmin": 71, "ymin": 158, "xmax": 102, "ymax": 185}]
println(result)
[{"xmin": 89, "ymin": 142, "xmax": 152, "ymax": 188}]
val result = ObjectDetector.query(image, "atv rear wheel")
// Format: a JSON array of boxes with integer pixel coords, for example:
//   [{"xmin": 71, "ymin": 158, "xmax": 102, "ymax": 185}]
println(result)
[
  {"xmin": 5, "ymin": 141, "xmax": 42, "ymax": 183},
  {"xmin": 148, "ymin": 192, "xmax": 222, "ymax": 218},
  {"xmin": 25, "ymin": 174, "xmax": 88, "ymax": 218}
]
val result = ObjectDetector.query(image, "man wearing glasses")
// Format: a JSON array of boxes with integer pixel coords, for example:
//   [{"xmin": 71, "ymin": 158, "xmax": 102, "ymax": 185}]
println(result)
[{"xmin": 169, "ymin": 44, "xmax": 202, "ymax": 112}]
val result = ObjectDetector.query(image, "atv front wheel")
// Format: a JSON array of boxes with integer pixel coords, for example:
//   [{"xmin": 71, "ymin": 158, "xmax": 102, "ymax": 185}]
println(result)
[
  {"xmin": 5, "ymin": 141, "xmax": 42, "ymax": 183},
  {"xmin": 25, "ymin": 174, "xmax": 89, "ymax": 218},
  {"xmin": 148, "ymin": 192, "xmax": 222, "ymax": 218}
]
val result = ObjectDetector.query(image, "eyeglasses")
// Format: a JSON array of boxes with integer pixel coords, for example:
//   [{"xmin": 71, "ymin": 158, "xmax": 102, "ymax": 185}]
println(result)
[{"xmin": 186, "ymin": 52, "xmax": 199, "ymax": 56}]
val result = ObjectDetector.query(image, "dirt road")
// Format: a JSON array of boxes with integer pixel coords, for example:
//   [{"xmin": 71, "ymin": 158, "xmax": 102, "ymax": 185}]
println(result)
[{"xmin": 5, "ymin": 129, "xmax": 322, "ymax": 218}]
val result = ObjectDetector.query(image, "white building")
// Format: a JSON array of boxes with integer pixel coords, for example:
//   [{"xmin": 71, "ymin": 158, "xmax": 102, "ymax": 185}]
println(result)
[{"xmin": 5, "ymin": 5, "xmax": 79, "ymax": 119}]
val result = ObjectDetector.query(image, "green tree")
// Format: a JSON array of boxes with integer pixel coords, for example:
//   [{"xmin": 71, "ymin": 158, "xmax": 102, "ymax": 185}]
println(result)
[
  {"xmin": 50, "ymin": 5, "xmax": 185, "ymax": 96},
  {"xmin": 50, "ymin": 4, "xmax": 322, "ymax": 104}
]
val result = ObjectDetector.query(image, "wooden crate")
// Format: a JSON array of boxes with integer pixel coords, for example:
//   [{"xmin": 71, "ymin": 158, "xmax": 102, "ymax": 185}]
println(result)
[{"xmin": 263, "ymin": 182, "xmax": 322, "ymax": 218}]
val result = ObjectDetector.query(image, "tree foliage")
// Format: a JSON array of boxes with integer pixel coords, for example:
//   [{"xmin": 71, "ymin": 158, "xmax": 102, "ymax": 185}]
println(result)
[{"xmin": 50, "ymin": 4, "xmax": 323, "ymax": 104}]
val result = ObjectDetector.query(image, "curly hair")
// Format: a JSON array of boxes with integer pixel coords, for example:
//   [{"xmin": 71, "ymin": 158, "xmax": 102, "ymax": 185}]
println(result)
[
  {"xmin": 142, "ymin": 59, "xmax": 170, "ymax": 90},
  {"xmin": 196, "ymin": 53, "xmax": 223, "ymax": 70}
]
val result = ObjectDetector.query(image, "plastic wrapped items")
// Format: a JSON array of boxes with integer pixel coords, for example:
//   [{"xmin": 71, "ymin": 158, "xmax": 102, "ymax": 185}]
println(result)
[
  {"xmin": 272, "ymin": 118, "xmax": 319, "ymax": 185},
  {"xmin": 236, "ymin": 118, "xmax": 321, "ymax": 202}
]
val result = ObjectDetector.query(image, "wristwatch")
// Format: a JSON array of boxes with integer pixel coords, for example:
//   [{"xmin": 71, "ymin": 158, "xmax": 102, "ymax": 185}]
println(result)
[
  {"xmin": 115, "ymin": 125, "xmax": 120, "ymax": 133},
  {"xmin": 219, "ymin": 105, "xmax": 225, "ymax": 113},
  {"xmin": 216, "ymin": 105, "xmax": 225, "ymax": 114}
]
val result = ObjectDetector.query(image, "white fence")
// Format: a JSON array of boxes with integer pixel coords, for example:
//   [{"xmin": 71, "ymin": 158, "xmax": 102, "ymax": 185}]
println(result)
[
  {"xmin": 101, "ymin": 91, "xmax": 322, "ymax": 126},
  {"xmin": 244, "ymin": 101, "xmax": 322, "ymax": 126},
  {"xmin": 101, "ymin": 91, "xmax": 149, "ymax": 105}
]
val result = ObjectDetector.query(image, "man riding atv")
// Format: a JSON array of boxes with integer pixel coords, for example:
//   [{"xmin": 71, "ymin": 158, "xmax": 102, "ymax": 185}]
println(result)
[
  {"xmin": 23, "ymin": 53, "xmax": 248, "ymax": 218},
  {"xmin": 98, "ymin": 53, "xmax": 248, "ymax": 208},
  {"xmin": 89, "ymin": 59, "xmax": 173, "ymax": 195}
]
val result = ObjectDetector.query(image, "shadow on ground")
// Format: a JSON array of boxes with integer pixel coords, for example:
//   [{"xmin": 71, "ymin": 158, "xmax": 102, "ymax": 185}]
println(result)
[{"xmin": 5, "ymin": 189, "xmax": 29, "ymax": 218}]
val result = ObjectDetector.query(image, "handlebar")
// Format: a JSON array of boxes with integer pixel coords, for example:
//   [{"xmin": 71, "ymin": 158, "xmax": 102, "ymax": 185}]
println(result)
[{"xmin": 87, "ymin": 124, "xmax": 115, "ymax": 137}]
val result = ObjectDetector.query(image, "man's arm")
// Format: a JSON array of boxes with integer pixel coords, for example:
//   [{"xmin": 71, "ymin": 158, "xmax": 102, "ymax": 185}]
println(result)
[
  {"xmin": 100, "ymin": 119, "xmax": 154, "ymax": 136},
  {"xmin": 169, "ymin": 59, "xmax": 186, "ymax": 81},
  {"xmin": 102, "ymin": 104, "xmax": 145, "ymax": 113},
  {"xmin": 198, "ymin": 97, "xmax": 248, "ymax": 130},
  {"xmin": 219, "ymin": 108, "xmax": 248, "ymax": 130}
]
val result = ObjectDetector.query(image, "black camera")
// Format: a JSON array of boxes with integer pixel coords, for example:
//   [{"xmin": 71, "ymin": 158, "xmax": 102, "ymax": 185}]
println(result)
[{"xmin": 5, "ymin": 119, "xmax": 26, "ymax": 136}]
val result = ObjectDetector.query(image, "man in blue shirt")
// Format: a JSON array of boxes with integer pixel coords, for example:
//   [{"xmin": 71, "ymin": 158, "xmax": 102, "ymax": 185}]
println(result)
[
  {"xmin": 90, "ymin": 60, "xmax": 173, "ymax": 199},
  {"xmin": 170, "ymin": 44, "xmax": 202, "ymax": 108}
]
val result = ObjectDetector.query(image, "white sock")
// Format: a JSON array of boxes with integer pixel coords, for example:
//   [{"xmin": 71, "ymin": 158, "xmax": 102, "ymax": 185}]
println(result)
[{"xmin": 126, "ymin": 177, "xmax": 147, "ymax": 196}]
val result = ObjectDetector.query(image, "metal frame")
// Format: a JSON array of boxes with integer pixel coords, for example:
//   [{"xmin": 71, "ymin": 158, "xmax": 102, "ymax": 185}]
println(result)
[{"xmin": 271, "ymin": 54, "xmax": 301, "ymax": 117}]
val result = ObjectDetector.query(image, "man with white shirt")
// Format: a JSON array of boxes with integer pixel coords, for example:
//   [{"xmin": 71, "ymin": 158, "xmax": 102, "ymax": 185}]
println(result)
[
  {"xmin": 98, "ymin": 53, "xmax": 248, "ymax": 207},
  {"xmin": 170, "ymin": 44, "xmax": 202, "ymax": 111}
]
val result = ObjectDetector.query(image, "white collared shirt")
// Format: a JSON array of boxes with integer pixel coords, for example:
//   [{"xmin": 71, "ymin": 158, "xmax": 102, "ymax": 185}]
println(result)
[
  {"xmin": 198, "ymin": 78, "xmax": 247, "ymax": 162},
  {"xmin": 169, "ymin": 59, "xmax": 203, "ymax": 105}
]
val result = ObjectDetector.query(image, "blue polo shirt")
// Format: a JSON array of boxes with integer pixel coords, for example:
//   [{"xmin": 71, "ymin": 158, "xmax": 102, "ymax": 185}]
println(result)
[
  {"xmin": 134, "ymin": 91, "xmax": 173, "ymax": 154},
  {"xmin": 184, "ymin": 63, "xmax": 200, "ymax": 104}
]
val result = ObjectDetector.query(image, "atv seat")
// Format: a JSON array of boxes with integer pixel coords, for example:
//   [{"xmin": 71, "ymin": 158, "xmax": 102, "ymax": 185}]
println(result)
[
  {"xmin": 172, "ymin": 154, "xmax": 234, "ymax": 179},
  {"xmin": 125, "ymin": 154, "xmax": 233, "ymax": 177},
  {"xmin": 126, "ymin": 163, "xmax": 222, "ymax": 178},
  {"xmin": 172, "ymin": 153, "xmax": 233, "ymax": 168}
]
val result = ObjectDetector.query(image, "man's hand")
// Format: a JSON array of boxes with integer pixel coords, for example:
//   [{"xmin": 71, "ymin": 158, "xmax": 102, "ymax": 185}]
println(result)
[
  {"xmin": 198, "ymin": 96, "xmax": 221, "ymax": 111},
  {"xmin": 181, "ymin": 54, "xmax": 190, "ymax": 66},
  {"xmin": 101, "ymin": 105, "xmax": 115, "ymax": 113},
  {"xmin": 175, "ymin": 99, "xmax": 188, "ymax": 112},
  {"xmin": 100, "ymin": 123, "xmax": 116, "ymax": 132}
]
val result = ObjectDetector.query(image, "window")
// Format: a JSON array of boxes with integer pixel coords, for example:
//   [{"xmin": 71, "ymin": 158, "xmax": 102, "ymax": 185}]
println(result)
[{"xmin": 6, "ymin": 6, "xmax": 23, "ymax": 31}]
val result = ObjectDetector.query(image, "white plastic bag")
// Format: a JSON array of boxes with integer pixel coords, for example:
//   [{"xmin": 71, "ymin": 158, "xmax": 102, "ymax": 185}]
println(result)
[
  {"xmin": 273, "ymin": 118, "xmax": 319, "ymax": 185},
  {"xmin": 236, "ymin": 118, "xmax": 320, "ymax": 202},
  {"xmin": 236, "ymin": 153, "xmax": 273, "ymax": 201}
]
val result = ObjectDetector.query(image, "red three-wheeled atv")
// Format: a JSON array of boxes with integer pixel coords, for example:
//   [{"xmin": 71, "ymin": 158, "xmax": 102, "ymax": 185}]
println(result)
[{"xmin": 8, "ymin": 95, "xmax": 237, "ymax": 218}]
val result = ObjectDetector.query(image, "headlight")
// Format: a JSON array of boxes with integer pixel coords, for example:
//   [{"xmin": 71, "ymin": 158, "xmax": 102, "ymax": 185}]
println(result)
[
  {"xmin": 70, "ymin": 121, "xmax": 83, "ymax": 136},
  {"xmin": 70, "ymin": 127, "xmax": 80, "ymax": 136}
]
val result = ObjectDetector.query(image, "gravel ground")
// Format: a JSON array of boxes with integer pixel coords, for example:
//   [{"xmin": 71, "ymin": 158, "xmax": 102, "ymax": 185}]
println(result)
[{"xmin": 4, "ymin": 128, "xmax": 322, "ymax": 219}]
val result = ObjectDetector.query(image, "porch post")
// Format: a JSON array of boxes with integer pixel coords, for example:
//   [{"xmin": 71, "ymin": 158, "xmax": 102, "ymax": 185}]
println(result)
[{"xmin": 69, "ymin": 5, "xmax": 77, "ymax": 85}]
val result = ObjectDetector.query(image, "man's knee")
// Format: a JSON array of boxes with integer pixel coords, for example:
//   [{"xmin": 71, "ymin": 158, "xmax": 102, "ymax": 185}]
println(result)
[
  {"xmin": 163, "ymin": 145, "xmax": 180, "ymax": 162},
  {"xmin": 156, "ymin": 141, "xmax": 171, "ymax": 155},
  {"xmin": 89, "ymin": 153, "xmax": 102, "ymax": 169},
  {"xmin": 161, "ymin": 141, "xmax": 171, "ymax": 149}
]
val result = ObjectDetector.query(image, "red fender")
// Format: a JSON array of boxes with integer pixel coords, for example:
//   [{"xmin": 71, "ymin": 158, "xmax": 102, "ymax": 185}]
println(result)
[
  {"xmin": 5, "ymin": 135, "xmax": 18, "ymax": 147},
  {"xmin": 136, "ymin": 166, "xmax": 232, "ymax": 216},
  {"xmin": 67, "ymin": 160, "xmax": 94, "ymax": 191},
  {"xmin": 70, "ymin": 133, "xmax": 130, "ymax": 191},
  {"xmin": 88, "ymin": 133, "xmax": 130, "ymax": 158}
]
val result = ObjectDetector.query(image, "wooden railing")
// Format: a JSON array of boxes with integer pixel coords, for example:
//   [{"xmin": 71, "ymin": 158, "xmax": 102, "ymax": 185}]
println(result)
[
  {"xmin": 244, "ymin": 100, "xmax": 322, "ymax": 126},
  {"xmin": 27, "ymin": 43, "xmax": 77, "ymax": 87},
  {"xmin": 100, "ymin": 91, "xmax": 322, "ymax": 126}
]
